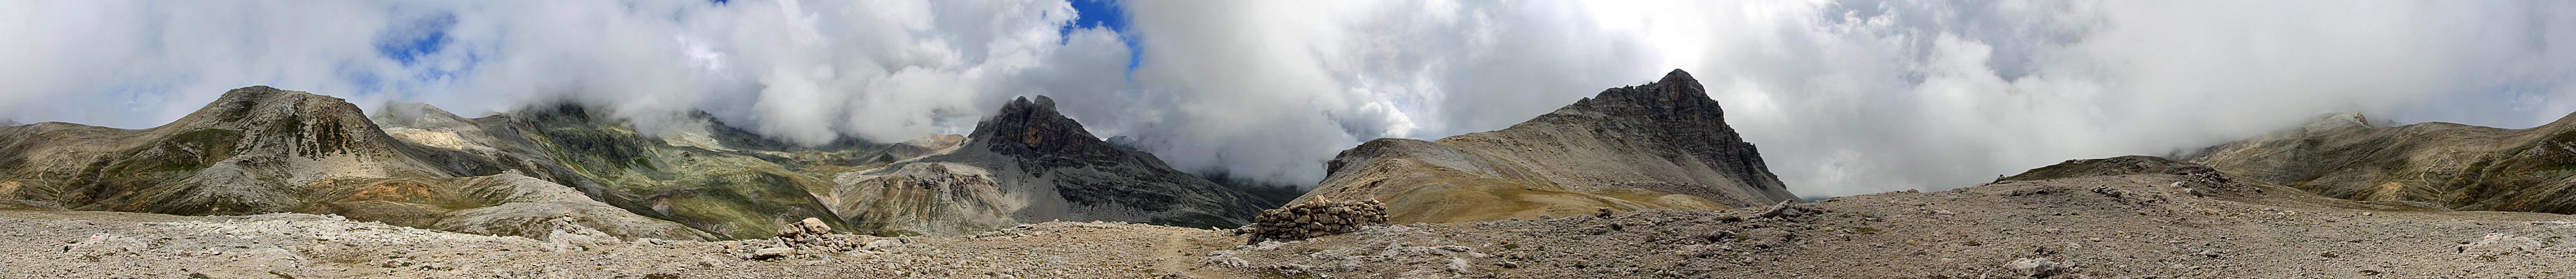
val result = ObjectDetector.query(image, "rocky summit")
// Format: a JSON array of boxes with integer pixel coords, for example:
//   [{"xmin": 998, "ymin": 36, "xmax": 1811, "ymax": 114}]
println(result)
[
  {"xmin": 1296, "ymin": 69, "xmax": 1801, "ymax": 223},
  {"xmin": 826, "ymin": 96, "xmax": 1273, "ymax": 236}
]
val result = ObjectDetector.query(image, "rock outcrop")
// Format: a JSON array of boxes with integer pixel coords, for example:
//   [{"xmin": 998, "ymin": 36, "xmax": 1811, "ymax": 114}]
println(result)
[
  {"xmin": 826, "ymin": 96, "xmax": 1274, "ymax": 236},
  {"xmin": 2188, "ymin": 112, "xmax": 2576, "ymax": 213},
  {"xmin": 1295, "ymin": 70, "xmax": 1799, "ymax": 223}
]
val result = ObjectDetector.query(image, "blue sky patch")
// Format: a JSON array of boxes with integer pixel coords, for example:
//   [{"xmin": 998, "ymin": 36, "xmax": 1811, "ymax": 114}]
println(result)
[
  {"xmin": 375, "ymin": 12, "xmax": 456, "ymax": 66},
  {"xmin": 1065, "ymin": 0, "xmax": 1141, "ymax": 73}
]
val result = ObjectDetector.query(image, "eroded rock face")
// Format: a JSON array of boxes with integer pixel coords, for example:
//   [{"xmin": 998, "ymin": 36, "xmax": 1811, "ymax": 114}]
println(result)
[
  {"xmin": 824, "ymin": 96, "xmax": 1274, "ymax": 236},
  {"xmin": 970, "ymin": 96, "xmax": 1142, "ymax": 172},
  {"xmin": 1297, "ymin": 70, "xmax": 1799, "ymax": 224},
  {"xmin": 828, "ymin": 162, "xmax": 1017, "ymax": 236},
  {"xmin": 1545, "ymin": 70, "xmax": 1789, "ymax": 197}
]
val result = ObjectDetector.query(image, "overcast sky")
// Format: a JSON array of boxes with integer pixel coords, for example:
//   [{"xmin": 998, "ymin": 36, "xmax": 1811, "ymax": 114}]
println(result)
[{"xmin": 3, "ymin": 1, "xmax": 2573, "ymax": 197}]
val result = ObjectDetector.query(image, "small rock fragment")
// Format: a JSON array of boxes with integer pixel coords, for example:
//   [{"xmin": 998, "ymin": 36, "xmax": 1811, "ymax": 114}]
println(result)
[
  {"xmin": 749, "ymin": 248, "xmax": 794, "ymax": 259},
  {"xmin": 2004, "ymin": 257, "xmax": 2069, "ymax": 278},
  {"xmin": 1755, "ymin": 200, "xmax": 1796, "ymax": 218}
]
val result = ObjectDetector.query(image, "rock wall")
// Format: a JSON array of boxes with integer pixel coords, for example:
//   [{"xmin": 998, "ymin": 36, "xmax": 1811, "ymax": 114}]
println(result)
[{"xmin": 1239, "ymin": 199, "xmax": 1387, "ymax": 243}]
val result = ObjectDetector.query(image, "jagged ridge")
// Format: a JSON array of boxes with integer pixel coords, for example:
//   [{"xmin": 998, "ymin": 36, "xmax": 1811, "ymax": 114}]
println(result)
[{"xmin": 826, "ymin": 96, "xmax": 1273, "ymax": 236}]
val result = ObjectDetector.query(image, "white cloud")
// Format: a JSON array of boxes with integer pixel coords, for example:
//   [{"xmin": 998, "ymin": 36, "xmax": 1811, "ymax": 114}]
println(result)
[
  {"xmin": 1096, "ymin": 0, "xmax": 1662, "ymax": 184},
  {"xmin": 1099, "ymin": 0, "xmax": 2576, "ymax": 195},
  {"xmin": 0, "ymin": 0, "xmax": 1117, "ymax": 147},
  {"xmin": 1569, "ymin": 0, "xmax": 2576, "ymax": 197}
]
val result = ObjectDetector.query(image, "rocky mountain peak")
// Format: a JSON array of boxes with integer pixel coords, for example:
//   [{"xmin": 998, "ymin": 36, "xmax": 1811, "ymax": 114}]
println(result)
[
  {"xmin": 2298, "ymin": 112, "xmax": 2378, "ymax": 133},
  {"xmin": 1298, "ymin": 70, "xmax": 1797, "ymax": 223},
  {"xmin": 169, "ymin": 86, "xmax": 399, "ymax": 158},
  {"xmin": 1561, "ymin": 69, "xmax": 1725, "ymax": 126},
  {"xmin": 835, "ymin": 96, "xmax": 1271, "ymax": 234},
  {"xmin": 967, "ymin": 96, "xmax": 1115, "ymax": 161},
  {"xmin": 1531, "ymin": 69, "xmax": 1787, "ymax": 195},
  {"xmin": 371, "ymin": 102, "xmax": 475, "ymax": 130},
  {"xmin": 189, "ymin": 86, "xmax": 371, "ymax": 123}
]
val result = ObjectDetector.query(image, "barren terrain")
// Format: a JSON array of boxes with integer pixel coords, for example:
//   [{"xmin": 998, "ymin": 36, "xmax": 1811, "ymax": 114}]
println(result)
[{"xmin": 10, "ymin": 156, "xmax": 2571, "ymax": 278}]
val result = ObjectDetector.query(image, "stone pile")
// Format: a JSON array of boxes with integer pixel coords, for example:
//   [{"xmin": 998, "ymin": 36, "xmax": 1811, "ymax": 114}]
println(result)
[
  {"xmin": 729, "ymin": 218, "xmax": 878, "ymax": 259},
  {"xmin": 776, "ymin": 218, "xmax": 834, "ymax": 248},
  {"xmin": 1239, "ymin": 199, "xmax": 1387, "ymax": 243}
]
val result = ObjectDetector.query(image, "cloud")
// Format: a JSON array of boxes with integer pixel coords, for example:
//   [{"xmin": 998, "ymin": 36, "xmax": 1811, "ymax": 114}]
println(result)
[
  {"xmin": 0, "ymin": 0, "xmax": 1123, "ymax": 147},
  {"xmin": 1095, "ymin": 0, "xmax": 2576, "ymax": 195},
  {"xmin": 1092, "ymin": 1, "xmax": 1664, "ymax": 184},
  {"xmin": 4, "ymin": 0, "xmax": 2575, "ymax": 197},
  {"xmin": 0, "ymin": 1, "xmax": 401, "ymax": 127},
  {"xmin": 416, "ymin": 0, "xmax": 1121, "ymax": 144},
  {"xmin": 1574, "ymin": 0, "xmax": 2576, "ymax": 197}
]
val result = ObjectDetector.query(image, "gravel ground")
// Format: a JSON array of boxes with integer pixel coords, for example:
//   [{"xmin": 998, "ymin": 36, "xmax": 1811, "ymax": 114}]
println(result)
[
  {"xmin": 0, "ymin": 210, "xmax": 1230, "ymax": 278},
  {"xmin": 1212, "ymin": 170, "xmax": 2575, "ymax": 278},
  {"xmin": 5, "ymin": 168, "xmax": 2572, "ymax": 278}
]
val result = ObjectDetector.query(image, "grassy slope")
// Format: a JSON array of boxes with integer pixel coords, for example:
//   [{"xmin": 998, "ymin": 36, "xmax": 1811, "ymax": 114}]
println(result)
[
  {"xmin": 1372, "ymin": 158, "xmax": 1728, "ymax": 224},
  {"xmin": 508, "ymin": 110, "xmax": 871, "ymax": 239}
]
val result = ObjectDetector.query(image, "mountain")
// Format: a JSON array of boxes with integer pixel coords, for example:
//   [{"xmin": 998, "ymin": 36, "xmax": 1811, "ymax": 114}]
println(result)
[
  {"xmin": 368, "ymin": 101, "xmax": 878, "ymax": 239},
  {"xmin": 826, "ymin": 96, "xmax": 1274, "ymax": 236},
  {"xmin": 1296, "ymin": 69, "xmax": 1800, "ymax": 223},
  {"xmin": 0, "ymin": 86, "xmax": 710, "ymax": 241},
  {"xmin": 2187, "ymin": 112, "xmax": 2576, "ymax": 213}
]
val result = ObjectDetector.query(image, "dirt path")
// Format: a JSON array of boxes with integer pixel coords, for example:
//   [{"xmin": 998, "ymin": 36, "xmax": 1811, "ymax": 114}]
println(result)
[{"xmin": 1154, "ymin": 229, "xmax": 1219, "ymax": 278}]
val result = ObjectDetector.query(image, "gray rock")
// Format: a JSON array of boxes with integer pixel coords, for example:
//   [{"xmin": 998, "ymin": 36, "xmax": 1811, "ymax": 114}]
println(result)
[
  {"xmin": 750, "ymin": 247, "xmax": 794, "ymax": 259},
  {"xmin": 799, "ymin": 218, "xmax": 831, "ymax": 235},
  {"xmin": 2004, "ymin": 257, "xmax": 2069, "ymax": 278}
]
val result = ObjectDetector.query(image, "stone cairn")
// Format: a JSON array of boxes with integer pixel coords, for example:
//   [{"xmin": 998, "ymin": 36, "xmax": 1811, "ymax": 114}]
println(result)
[
  {"xmin": 1239, "ymin": 199, "xmax": 1388, "ymax": 244},
  {"xmin": 734, "ymin": 218, "xmax": 873, "ymax": 259},
  {"xmin": 775, "ymin": 218, "xmax": 837, "ymax": 248}
]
